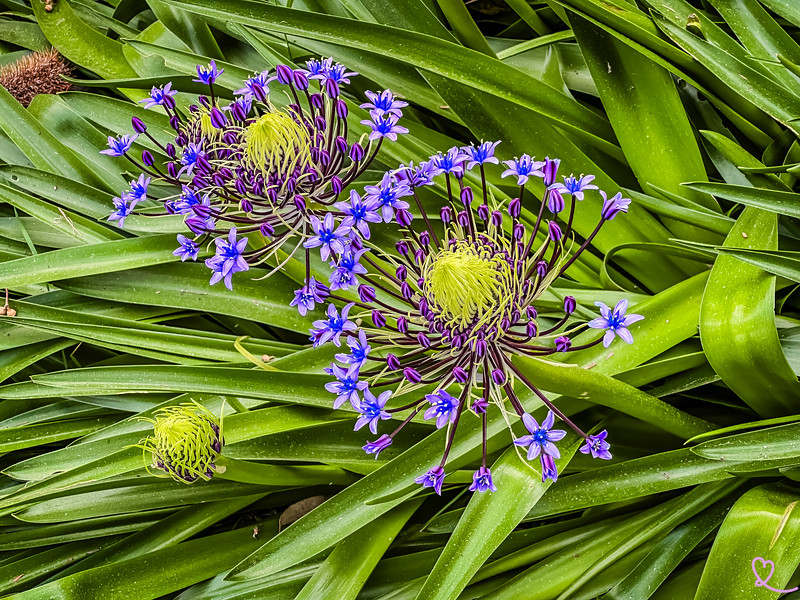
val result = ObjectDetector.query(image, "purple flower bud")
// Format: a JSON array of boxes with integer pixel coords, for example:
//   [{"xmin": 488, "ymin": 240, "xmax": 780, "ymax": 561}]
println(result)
[
  {"xmin": 397, "ymin": 209, "xmax": 413, "ymax": 227},
  {"xmin": 401, "ymin": 281, "xmax": 413, "ymax": 300},
  {"xmin": 555, "ymin": 336, "xmax": 571, "ymax": 352},
  {"xmin": 526, "ymin": 306, "xmax": 538, "ymax": 319},
  {"xmin": 508, "ymin": 197, "xmax": 521, "ymax": 218},
  {"xmin": 457, "ymin": 210, "xmax": 469, "ymax": 227},
  {"xmin": 359, "ymin": 284, "xmax": 376, "ymax": 303},
  {"xmin": 241, "ymin": 198, "xmax": 253, "ymax": 213},
  {"xmin": 396, "ymin": 265, "xmax": 407, "ymax": 280},
  {"xmin": 397, "ymin": 316, "xmax": 408, "ymax": 333},
  {"xmin": 212, "ymin": 173, "xmax": 226, "ymax": 187},
  {"xmin": 387, "ymin": 353, "xmax": 401, "ymax": 371},
  {"xmin": 547, "ymin": 187, "xmax": 565, "ymax": 213},
  {"xmin": 349, "ymin": 143, "xmax": 365, "ymax": 162},
  {"xmin": 414, "ymin": 248, "xmax": 425, "ymax": 265},
  {"xmin": 331, "ymin": 176, "xmax": 343, "ymax": 195},
  {"xmin": 363, "ymin": 434, "xmax": 392, "ymax": 457},
  {"xmin": 131, "ymin": 117, "xmax": 147, "ymax": 133},
  {"xmin": 461, "ymin": 186, "xmax": 473, "ymax": 206},
  {"xmin": 440, "ymin": 206, "xmax": 452, "ymax": 223},
  {"xmin": 234, "ymin": 179, "xmax": 247, "ymax": 196},
  {"xmin": 472, "ymin": 398, "xmax": 488, "ymax": 414},
  {"xmin": 491, "ymin": 369, "xmax": 506, "ymax": 385},
  {"xmin": 142, "ymin": 150, "xmax": 154, "ymax": 166},
  {"xmin": 336, "ymin": 99, "xmax": 348, "ymax": 119},
  {"xmin": 231, "ymin": 102, "xmax": 246, "ymax": 121},
  {"xmin": 417, "ymin": 332, "xmax": 431, "ymax": 348},
  {"xmin": 192, "ymin": 203, "xmax": 211, "ymax": 218},
  {"xmin": 259, "ymin": 223, "xmax": 274, "ymax": 237},
  {"xmin": 165, "ymin": 143, "xmax": 176, "ymax": 158},
  {"xmin": 276, "ymin": 64, "xmax": 293, "ymax": 85},
  {"xmin": 252, "ymin": 82, "xmax": 268, "ymax": 102},
  {"xmin": 536, "ymin": 261, "xmax": 548, "ymax": 277},
  {"xmin": 453, "ymin": 366, "xmax": 468, "ymax": 383},
  {"xmin": 310, "ymin": 93, "xmax": 324, "ymax": 109},
  {"xmin": 526, "ymin": 321, "xmax": 538, "ymax": 337},
  {"xmin": 314, "ymin": 115, "xmax": 327, "ymax": 132},
  {"xmin": 477, "ymin": 204, "xmax": 490, "ymax": 221},
  {"xmin": 396, "ymin": 240, "xmax": 409, "ymax": 255},
  {"xmin": 475, "ymin": 339, "xmax": 487, "ymax": 358},
  {"xmin": 326, "ymin": 78, "xmax": 340, "ymax": 98},
  {"xmin": 542, "ymin": 157, "xmax": 560, "ymax": 186},
  {"xmin": 198, "ymin": 96, "xmax": 210, "ymax": 109},
  {"xmin": 294, "ymin": 195, "xmax": 306, "ymax": 211},
  {"xmin": 372, "ymin": 310, "xmax": 386, "ymax": 328},
  {"xmin": 548, "ymin": 221, "xmax": 563, "ymax": 242},
  {"xmin": 335, "ymin": 136, "xmax": 348, "ymax": 154},
  {"xmin": 293, "ymin": 70, "xmax": 309, "ymax": 90},
  {"xmin": 185, "ymin": 217, "xmax": 207, "ymax": 235},
  {"xmin": 564, "ymin": 296, "xmax": 576, "ymax": 315},
  {"xmin": 209, "ymin": 107, "xmax": 227, "ymax": 129},
  {"xmin": 404, "ymin": 367, "xmax": 421, "ymax": 383},
  {"xmin": 419, "ymin": 231, "xmax": 430, "ymax": 246},
  {"xmin": 513, "ymin": 223, "xmax": 525, "ymax": 239},
  {"xmin": 491, "ymin": 210, "xmax": 502, "ymax": 227},
  {"xmin": 167, "ymin": 162, "xmax": 178, "ymax": 178}
]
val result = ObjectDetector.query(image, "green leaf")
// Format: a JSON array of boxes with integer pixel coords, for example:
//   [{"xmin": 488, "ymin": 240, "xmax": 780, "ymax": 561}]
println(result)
[
  {"xmin": 163, "ymin": 0, "xmax": 617, "ymax": 147},
  {"xmin": 0, "ymin": 183, "xmax": 122, "ymax": 244},
  {"xmin": 605, "ymin": 500, "xmax": 734, "ymax": 600},
  {"xmin": 295, "ymin": 501, "xmax": 420, "ymax": 600},
  {"xmin": 571, "ymin": 13, "xmax": 719, "ymax": 246},
  {"xmin": 416, "ymin": 437, "xmax": 580, "ymax": 600},
  {"xmin": 30, "ymin": 0, "xmax": 138, "ymax": 81},
  {"xmin": 514, "ymin": 355, "xmax": 713, "ymax": 439},
  {"xmin": 701, "ymin": 207, "xmax": 800, "ymax": 417},
  {"xmin": 685, "ymin": 182, "xmax": 800, "ymax": 217},
  {"xmin": 695, "ymin": 484, "xmax": 800, "ymax": 599},
  {"xmin": 6, "ymin": 526, "xmax": 263, "ymax": 599},
  {"xmin": 0, "ymin": 86, "xmax": 109, "ymax": 191},
  {"xmin": 0, "ymin": 416, "xmax": 119, "ymax": 453},
  {"xmin": 56, "ymin": 263, "xmax": 311, "ymax": 334},
  {"xmin": 55, "ymin": 495, "xmax": 264, "ymax": 577},
  {"xmin": 0, "ymin": 234, "xmax": 181, "ymax": 289},
  {"xmin": 692, "ymin": 422, "xmax": 800, "ymax": 462}
]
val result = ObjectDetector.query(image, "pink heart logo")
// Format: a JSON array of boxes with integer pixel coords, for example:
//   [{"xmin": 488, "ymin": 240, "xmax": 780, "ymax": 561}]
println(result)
[{"xmin": 752, "ymin": 557, "xmax": 775, "ymax": 586}]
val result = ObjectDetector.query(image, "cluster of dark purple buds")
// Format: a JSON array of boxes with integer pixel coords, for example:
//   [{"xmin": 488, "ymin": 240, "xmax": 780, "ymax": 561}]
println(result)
[
  {"xmin": 307, "ymin": 142, "xmax": 643, "ymax": 493},
  {"xmin": 101, "ymin": 58, "xmax": 407, "ymax": 291}
]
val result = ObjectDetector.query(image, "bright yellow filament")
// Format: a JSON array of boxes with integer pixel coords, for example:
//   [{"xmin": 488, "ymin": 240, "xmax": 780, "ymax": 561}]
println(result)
[
  {"xmin": 244, "ymin": 111, "xmax": 311, "ymax": 177},
  {"xmin": 424, "ymin": 242, "xmax": 514, "ymax": 331}
]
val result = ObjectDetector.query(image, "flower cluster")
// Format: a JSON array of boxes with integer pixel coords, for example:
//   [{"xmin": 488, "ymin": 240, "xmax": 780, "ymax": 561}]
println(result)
[
  {"xmin": 307, "ymin": 142, "xmax": 641, "ymax": 493},
  {"xmin": 101, "ymin": 58, "xmax": 407, "ymax": 291},
  {"xmin": 138, "ymin": 403, "xmax": 224, "ymax": 484}
]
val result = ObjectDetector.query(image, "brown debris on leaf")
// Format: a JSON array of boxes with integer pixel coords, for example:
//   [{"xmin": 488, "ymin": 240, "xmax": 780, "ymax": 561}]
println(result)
[
  {"xmin": 0, "ymin": 48, "xmax": 72, "ymax": 107},
  {"xmin": 278, "ymin": 495, "xmax": 326, "ymax": 531}
]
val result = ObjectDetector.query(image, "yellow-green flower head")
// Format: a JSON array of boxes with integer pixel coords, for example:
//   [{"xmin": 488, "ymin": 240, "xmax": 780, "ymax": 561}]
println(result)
[
  {"xmin": 243, "ymin": 110, "xmax": 312, "ymax": 179},
  {"xmin": 140, "ymin": 403, "xmax": 223, "ymax": 484},
  {"xmin": 423, "ymin": 241, "xmax": 517, "ymax": 334}
]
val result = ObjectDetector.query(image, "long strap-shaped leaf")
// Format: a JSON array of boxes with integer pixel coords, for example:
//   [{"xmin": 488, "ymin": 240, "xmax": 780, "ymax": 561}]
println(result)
[
  {"xmin": 162, "ymin": 0, "xmax": 616, "ymax": 148},
  {"xmin": 699, "ymin": 138, "xmax": 800, "ymax": 417}
]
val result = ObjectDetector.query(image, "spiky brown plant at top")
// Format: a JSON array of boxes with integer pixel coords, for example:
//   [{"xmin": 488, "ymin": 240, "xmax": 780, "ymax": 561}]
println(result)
[{"xmin": 0, "ymin": 48, "xmax": 72, "ymax": 107}]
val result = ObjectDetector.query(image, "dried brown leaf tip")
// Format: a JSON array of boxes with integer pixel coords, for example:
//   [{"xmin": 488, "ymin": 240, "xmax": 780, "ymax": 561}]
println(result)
[{"xmin": 0, "ymin": 48, "xmax": 72, "ymax": 107}]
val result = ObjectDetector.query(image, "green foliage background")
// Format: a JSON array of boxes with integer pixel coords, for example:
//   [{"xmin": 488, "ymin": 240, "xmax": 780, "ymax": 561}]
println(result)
[{"xmin": 1, "ymin": 0, "xmax": 800, "ymax": 597}]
